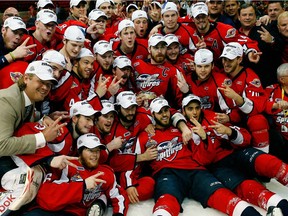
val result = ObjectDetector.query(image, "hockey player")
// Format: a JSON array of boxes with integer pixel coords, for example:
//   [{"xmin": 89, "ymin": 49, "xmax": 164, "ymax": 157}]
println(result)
[
  {"xmin": 190, "ymin": 2, "xmax": 260, "ymax": 68},
  {"xmin": 50, "ymin": 48, "xmax": 103, "ymax": 112},
  {"xmin": 219, "ymin": 42, "xmax": 270, "ymax": 152},
  {"xmin": 136, "ymin": 97, "xmax": 266, "ymax": 216},
  {"xmin": 22, "ymin": 133, "xmax": 129, "ymax": 216},
  {"xmin": 133, "ymin": 33, "xmax": 184, "ymax": 110},
  {"xmin": 182, "ymin": 94, "xmax": 288, "ymax": 216},
  {"xmin": 21, "ymin": 9, "xmax": 60, "ymax": 62},
  {"xmin": 164, "ymin": 33, "xmax": 195, "ymax": 77},
  {"xmin": 112, "ymin": 19, "xmax": 149, "ymax": 63},
  {"xmin": 185, "ymin": 48, "xmax": 240, "ymax": 124}
]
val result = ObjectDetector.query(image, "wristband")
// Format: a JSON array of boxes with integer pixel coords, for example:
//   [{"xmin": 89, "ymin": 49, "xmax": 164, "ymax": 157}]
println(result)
[{"xmin": 9, "ymin": 52, "xmax": 15, "ymax": 61}]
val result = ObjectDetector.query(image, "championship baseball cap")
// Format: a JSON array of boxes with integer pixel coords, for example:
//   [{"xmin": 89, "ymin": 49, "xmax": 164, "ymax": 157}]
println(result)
[
  {"xmin": 77, "ymin": 48, "xmax": 94, "ymax": 59},
  {"xmin": 161, "ymin": 2, "xmax": 178, "ymax": 15},
  {"xmin": 64, "ymin": 25, "xmax": 85, "ymax": 42},
  {"xmin": 149, "ymin": 97, "xmax": 170, "ymax": 113},
  {"xmin": 36, "ymin": 9, "xmax": 58, "ymax": 24},
  {"xmin": 93, "ymin": 40, "xmax": 113, "ymax": 55},
  {"xmin": 151, "ymin": 1, "xmax": 161, "ymax": 8},
  {"xmin": 101, "ymin": 100, "xmax": 116, "ymax": 115},
  {"xmin": 70, "ymin": 101, "xmax": 99, "ymax": 117},
  {"xmin": 3, "ymin": 16, "xmax": 26, "ymax": 32},
  {"xmin": 70, "ymin": 0, "xmax": 87, "ymax": 8},
  {"xmin": 194, "ymin": 48, "xmax": 213, "ymax": 65},
  {"xmin": 191, "ymin": 2, "xmax": 208, "ymax": 18},
  {"xmin": 220, "ymin": 42, "xmax": 243, "ymax": 60},
  {"xmin": 42, "ymin": 50, "xmax": 66, "ymax": 68},
  {"xmin": 116, "ymin": 91, "xmax": 137, "ymax": 108},
  {"xmin": 77, "ymin": 133, "xmax": 106, "ymax": 150},
  {"xmin": 164, "ymin": 34, "xmax": 179, "ymax": 47},
  {"xmin": 96, "ymin": 0, "xmax": 110, "ymax": 9},
  {"xmin": 118, "ymin": 19, "xmax": 135, "ymax": 34},
  {"xmin": 25, "ymin": 60, "xmax": 57, "ymax": 84},
  {"xmin": 131, "ymin": 10, "xmax": 148, "ymax": 21},
  {"xmin": 113, "ymin": 56, "xmax": 132, "ymax": 69},
  {"xmin": 126, "ymin": 3, "xmax": 138, "ymax": 13},
  {"xmin": 37, "ymin": 0, "xmax": 55, "ymax": 9},
  {"xmin": 88, "ymin": 9, "xmax": 107, "ymax": 20},
  {"xmin": 148, "ymin": 34, "xmax": 167, "ymax": 47},
  {"xmin": 182, "ymin": 94, "xmax": 201, "ymax": 108}
]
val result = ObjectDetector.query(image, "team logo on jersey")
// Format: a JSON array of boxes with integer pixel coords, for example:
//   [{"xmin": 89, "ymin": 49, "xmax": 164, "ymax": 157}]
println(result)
[
  {"xmin": 201, "ymin": 96, "xmax": 212, "ymax": 109},
  {"xmin": 157, "ymin": 137, "xmax": 182, "ymax": 162},
  {"xmin": 225, "ymin": 28, "xmax": 236, "ymax": 38},
  {"xmin": 211, "ymin": 40, "xmax": 218, "ymax": 49},
  {"xmin": 223, "ymin": 78, "xmax": 232, "ymax": 87},
  {"xmin": 136, "ymin": 74, "xmax": 161, "ymax": 91},
  {"xmin": 121, "ymin": 137, "xmax": 136, "ymax": 153},
  {"xmin": 71, "ymin": 81, "xmax": 78, "ymax": 89},
  {"xmin": 10, "ymin": 72, "xmax": 23, "ymax": 83},
  {"xmin": 71, "ymin": 172, "xmax": 83, "ymax": 182},
  {"xmin": 83, "ymin": 182, "xmax": 103, "ymax": 204},
  {"xmin": 250, "ymin": 79, "xmax": 261, "ymax": 87},
  {"xmin": 34, "ymin": 123, "xmax": 46, "ymax": 131}
]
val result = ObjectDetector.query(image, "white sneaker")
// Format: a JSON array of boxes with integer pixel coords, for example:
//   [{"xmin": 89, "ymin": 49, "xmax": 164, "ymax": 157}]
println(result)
[{"xmin": 267, "ymin": 206, "xmax": 284, "ymax": 216}]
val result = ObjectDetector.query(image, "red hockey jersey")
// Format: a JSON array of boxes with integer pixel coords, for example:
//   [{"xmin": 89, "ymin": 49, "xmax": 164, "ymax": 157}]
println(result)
[{"xmin": 36, "ymin": 161, "xmax": 128, "ymax": 216}]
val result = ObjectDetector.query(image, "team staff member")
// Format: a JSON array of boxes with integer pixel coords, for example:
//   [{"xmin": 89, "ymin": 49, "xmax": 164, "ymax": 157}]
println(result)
[
  {"xmin": 0, "ymin": 60, "xmax": 63, "ymax": 157},
  {"xmin": 23, "ymin": 133, "xmax": 129, "ymax": 216},
  {"xmin": 265, "ymin": 63, "xmax": 288, "ymax": 163}
]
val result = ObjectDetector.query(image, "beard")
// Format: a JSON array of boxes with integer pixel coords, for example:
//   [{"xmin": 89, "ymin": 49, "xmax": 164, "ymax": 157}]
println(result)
[
  {"xmin": 79, "ymin": 154, "xmax": 98, "ymax": 170},
  {"xmin": 154, "ymin": 116, "xmax": 170, "ymax": 128},
  {"xmin": 118, "ymin": 111, "xmax": 135, "ymax": 124}
]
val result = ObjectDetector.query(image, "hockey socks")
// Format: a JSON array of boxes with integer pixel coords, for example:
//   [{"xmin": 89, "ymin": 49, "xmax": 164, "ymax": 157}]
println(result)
[
  {"xmin": 254, "ymin": 154, "xmax": 288, "ymax": 186},
  {"xmin": 153, "ymin": 194, "xmax": 180, "ymax": 216}
]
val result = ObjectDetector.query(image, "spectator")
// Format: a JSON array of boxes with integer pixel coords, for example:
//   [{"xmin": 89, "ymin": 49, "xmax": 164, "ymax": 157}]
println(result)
[
  {"xmin": 206, "ymin": 0, "xmax": 235, "ymax": 26},
  {"xmin": 223, "ymin": 0, "xmax": 241, "ymax": 29},
  {"xmin": 2, "ymin": 7, "xmax": 20, "ymax": 23}
]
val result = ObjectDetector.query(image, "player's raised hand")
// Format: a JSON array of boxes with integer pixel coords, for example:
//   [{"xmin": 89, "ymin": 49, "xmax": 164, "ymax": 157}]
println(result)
[
  {"xmin": 42, "ymin": 116, "xmax": 67, "ymax": 142},
  {"xmin": 85, "ymin": 172, "xmax": 106, "ymax": 189},
  {"xmin": 108, "ymin": 76, "xmax": 122, "ymax": 96},
  {"xmin": 248, "ymin": 51, "xmax": 262, "ymax": 64},
  {"xmin": 12, "ymin": 37, "xmax": 37, "ymax": 59},
  {"xmin": 190, "ymin": 116, "xmax": 206, "ymax": 140},
  {"xmin": 96, "ymin": 74, "xmax": 110, "ymax": 97},
  {"xmin": 208, "ymin": 120, "xmax": 232, "ymax": 135},
  {"xmin": 50, "ymin": 155, "xmax": 79, "ymax": 169},
  {"xmin": 176, "ymin": 71, "xmax": 189, "ymax": 93},
  {"xmin": 195, "ymin": 35, "xmax": 206, "ymax": 49}
]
